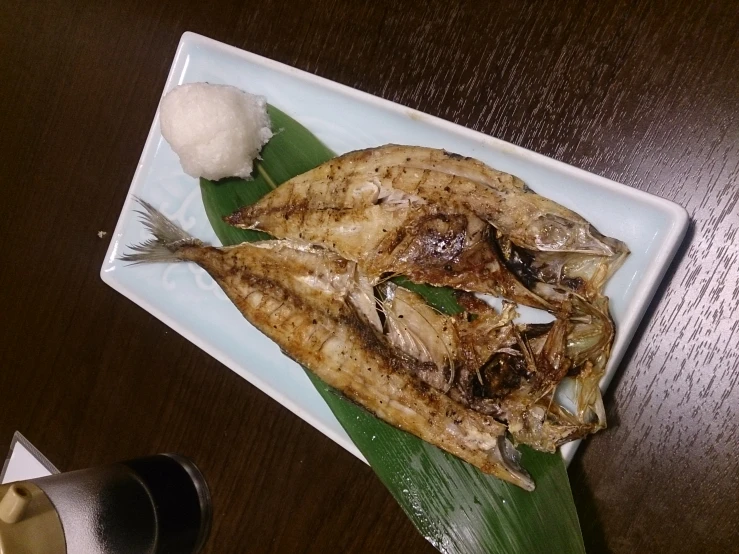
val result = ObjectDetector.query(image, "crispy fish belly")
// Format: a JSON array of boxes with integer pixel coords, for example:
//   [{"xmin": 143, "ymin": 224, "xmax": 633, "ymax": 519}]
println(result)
[
  {"xmin": 123, "ymin": 200, "xmax": 534, "ymax": 490},
  {"xmin": 380, "ymin": 284, "xmax": 610, "ymax": 452},
  {"xmin": 226, "ymin": 145, "xmax": 628, "ymax": 306}
]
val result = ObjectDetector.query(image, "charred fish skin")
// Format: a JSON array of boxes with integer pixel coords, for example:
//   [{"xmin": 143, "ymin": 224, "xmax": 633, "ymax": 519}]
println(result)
[{"xmin": 123, "ymin": 199, "xmax": 535, "ymax": 491}]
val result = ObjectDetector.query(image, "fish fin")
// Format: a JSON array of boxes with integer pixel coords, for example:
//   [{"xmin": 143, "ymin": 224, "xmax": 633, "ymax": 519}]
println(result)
[{"xmin": 121, "ymin": 197, "xmax": 205, "ymax": 264}]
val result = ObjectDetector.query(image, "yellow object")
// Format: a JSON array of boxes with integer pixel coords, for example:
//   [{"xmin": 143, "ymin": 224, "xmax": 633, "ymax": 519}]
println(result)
[{"xmin": 0, "ymin": 482, "xmax": 65, "ymax": 554}]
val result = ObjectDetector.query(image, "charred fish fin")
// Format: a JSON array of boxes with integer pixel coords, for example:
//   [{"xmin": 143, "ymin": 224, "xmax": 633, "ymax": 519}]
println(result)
[
  {"xmin": 490, "ymin": 436, "xmax": 535, "ymax": 491},
  {"xmin": 120, "ymin": 197, "xmax": 205, "ymax": 264}
]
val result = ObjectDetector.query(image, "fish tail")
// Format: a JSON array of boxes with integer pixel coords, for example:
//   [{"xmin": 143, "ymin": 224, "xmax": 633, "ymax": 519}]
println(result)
[{"xmin": 121, "ymin": 197, "xmax": 204, "ymax": 264}]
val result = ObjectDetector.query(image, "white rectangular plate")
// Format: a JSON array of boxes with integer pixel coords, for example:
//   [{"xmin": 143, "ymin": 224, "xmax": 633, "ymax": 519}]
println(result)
[{"xmin": 101, "ymin": 32, "xmax": 689, "ymax": 464}]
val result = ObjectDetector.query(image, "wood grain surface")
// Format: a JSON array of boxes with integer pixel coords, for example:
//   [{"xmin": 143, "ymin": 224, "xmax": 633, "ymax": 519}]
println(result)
[{"xmin": 1, "ymin": 0, "xmax": 737, "ymax": 552}]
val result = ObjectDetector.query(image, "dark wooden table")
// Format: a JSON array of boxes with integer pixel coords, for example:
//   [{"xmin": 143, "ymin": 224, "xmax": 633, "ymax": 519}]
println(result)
[{"xmin": 2, "ymin": 1, "xmax": 737, "ymax": 552}]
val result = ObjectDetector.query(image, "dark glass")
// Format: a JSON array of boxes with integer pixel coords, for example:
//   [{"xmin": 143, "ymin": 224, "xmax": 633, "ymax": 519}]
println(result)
[{"xmin": 31, "ymin": 454, "xmax": 211, "ymax": 554}]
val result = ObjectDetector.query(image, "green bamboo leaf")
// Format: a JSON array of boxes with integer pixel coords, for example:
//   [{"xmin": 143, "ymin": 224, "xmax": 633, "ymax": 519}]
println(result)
[{"xmin": 200, "ymin": 105, "xmax": 585, "ymax": 554}]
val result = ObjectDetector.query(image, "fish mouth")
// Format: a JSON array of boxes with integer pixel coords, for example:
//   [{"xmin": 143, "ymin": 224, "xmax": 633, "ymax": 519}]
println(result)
[{"xmin": 490, "ymin": 436, "xmax": 534, "ymax": 491}]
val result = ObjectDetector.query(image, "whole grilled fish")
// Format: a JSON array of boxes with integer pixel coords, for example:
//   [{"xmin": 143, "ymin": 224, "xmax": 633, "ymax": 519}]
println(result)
[
  {"xmin": 226, "ymin": 145, "xmax": 629, "ymax": 308},
  {"xmin": 123, "ymin": 200, "xmax": 535, "ymax": 490}
]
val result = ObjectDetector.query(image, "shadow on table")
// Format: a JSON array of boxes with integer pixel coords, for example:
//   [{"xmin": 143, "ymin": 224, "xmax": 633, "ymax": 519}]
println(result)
[
  {"xmin": 568, "ymin": 451, "xmax": 614, "ymax": 554},
  {"xmin": 569, "ymin": 220, "xmax": 694, "ymax": 553}
]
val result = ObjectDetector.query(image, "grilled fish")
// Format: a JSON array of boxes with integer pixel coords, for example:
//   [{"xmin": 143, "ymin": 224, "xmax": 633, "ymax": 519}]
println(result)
[
  {"xmin": 123, "ymin": 200, "xmax": 535, "ymax": 490},
  {"xmin": 226, "ymin": 145, "xmax": 629, "ymax": 307},
  {"xmin": 126, "ymin": 144, "xmax": 626, "ymax": 486}
]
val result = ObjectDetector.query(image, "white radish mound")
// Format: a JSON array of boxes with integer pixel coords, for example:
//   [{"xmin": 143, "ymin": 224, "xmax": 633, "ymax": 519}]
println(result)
[{"xmin": 160, "ymin": 83, "xmax": 272, "ymax": 181}]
